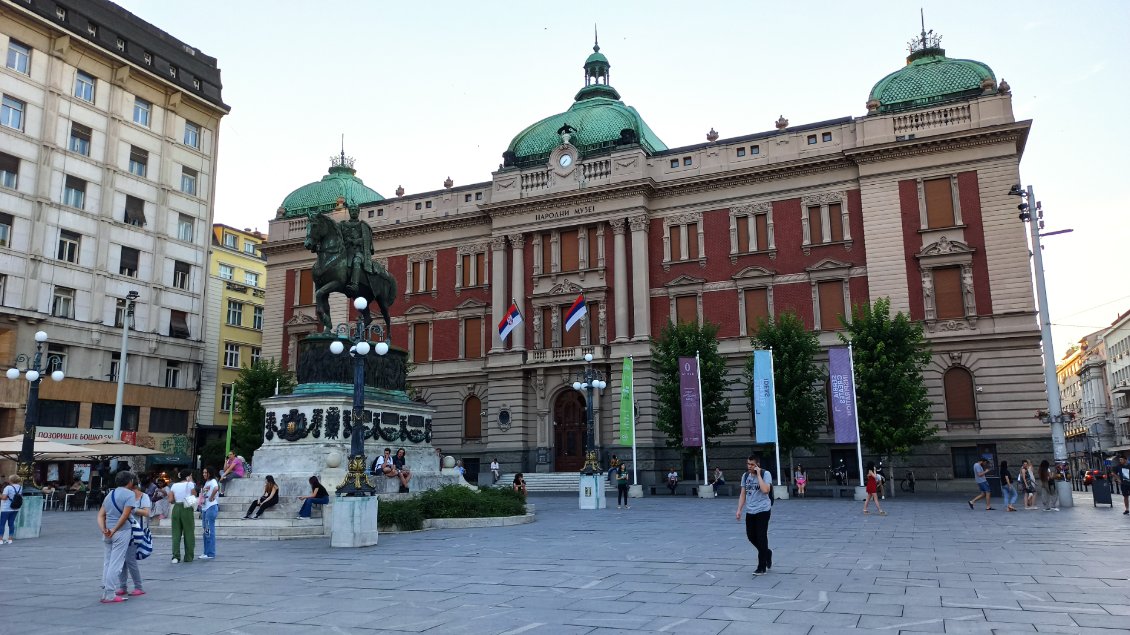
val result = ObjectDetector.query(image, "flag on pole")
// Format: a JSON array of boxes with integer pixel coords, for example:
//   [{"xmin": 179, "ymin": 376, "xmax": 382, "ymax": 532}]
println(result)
[
  {"xmin": 828, "ymin": 346, "xmax": 859, "ymax": 444},
  {"xmin": 224, "ymin": 386, "xmax": 235, "ymax": 455},
  {"xmin": 678, "ymin": 356, "xmax": 703, "ymax": 448},
  {"xmin": 564, "ymin": 294, "xmax": 587, "ymax": 331},
  {"xmin": 752, "ymin": 350, "xmax": 778, "ymax": 444},
  {"xmin": 497, "ymin": 301, "xmax": 523, "ymax": 341},
  {"xmin": 619, "ymin": 357, "xmax": 634, "ymax": 446}
]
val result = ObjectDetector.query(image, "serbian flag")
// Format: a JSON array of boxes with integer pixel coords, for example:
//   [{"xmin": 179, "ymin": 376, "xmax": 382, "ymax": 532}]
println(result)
[
  {"xmin": 564, "ymin": 294, "xmax": 587, "ymax": 331},
  {"xmin": 497, "ymin": 301, "xmax": 523, "ymax": 341}
]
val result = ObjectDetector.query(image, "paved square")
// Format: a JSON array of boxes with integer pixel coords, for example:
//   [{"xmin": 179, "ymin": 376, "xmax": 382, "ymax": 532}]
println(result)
[{"xmin": 3, "ymin": 491, "xmax": 1129, "ymax": 634}]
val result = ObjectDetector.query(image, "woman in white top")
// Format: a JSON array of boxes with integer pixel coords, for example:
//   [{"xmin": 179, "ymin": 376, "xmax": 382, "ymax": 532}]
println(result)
[
  {"xmin": 199, "ymin": 467, "xmax": 220, "ymax": 560},
  {"xmin": 168, "ymin": 470, "xmax": 197, "ymax": 563}
]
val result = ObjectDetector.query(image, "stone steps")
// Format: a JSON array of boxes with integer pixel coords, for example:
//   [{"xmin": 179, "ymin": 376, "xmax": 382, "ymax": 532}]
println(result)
[
  {"xmin": 150, "ymin": 516, "xmax": 327, "ymax": 540},
  {"xmin": 502, "ymin": 472, "xmax": 583, "ymax": 492}
]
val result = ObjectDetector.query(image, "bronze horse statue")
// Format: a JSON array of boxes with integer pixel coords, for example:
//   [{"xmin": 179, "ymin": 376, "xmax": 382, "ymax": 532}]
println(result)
[{"xmin": 303, "ymin": 212, "xmax": 396, "ymax": 336}]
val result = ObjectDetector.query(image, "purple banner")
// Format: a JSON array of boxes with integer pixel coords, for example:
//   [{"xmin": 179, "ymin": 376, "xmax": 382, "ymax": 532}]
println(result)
[
  {"xmin": 678, "ymin": 356, "xmax": 703, "ymax": 448},
  {"xmin": 828, "ymin": 346, "xmax": 858, "ymax": 444}
]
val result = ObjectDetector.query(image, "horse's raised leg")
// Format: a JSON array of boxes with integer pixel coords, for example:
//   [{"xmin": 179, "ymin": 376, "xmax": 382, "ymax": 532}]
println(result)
[{"xmin": 314, "ymin": 282, "xmax": 339, "ymax": 331}]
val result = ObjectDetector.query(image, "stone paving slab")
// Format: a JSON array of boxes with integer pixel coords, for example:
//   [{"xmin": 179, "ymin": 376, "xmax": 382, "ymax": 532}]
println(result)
[{"xmin": 2, "ymin": 490, "xmax": 1129, "ymax": 633}]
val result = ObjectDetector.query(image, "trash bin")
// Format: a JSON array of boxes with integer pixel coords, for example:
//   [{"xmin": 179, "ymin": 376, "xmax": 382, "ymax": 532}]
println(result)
[
  {"xmin": 986, "ymin": 476, "xmax": 1002, "ymax": 498},
  {"xmin": 1092, "ymin": 479, "xmax": 1113, "ymax": 507}
]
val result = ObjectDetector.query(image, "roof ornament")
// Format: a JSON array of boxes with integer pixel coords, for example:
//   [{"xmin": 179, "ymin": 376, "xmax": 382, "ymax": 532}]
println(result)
[
  {"xmin": 330, "ymin": 134, "xmax": 355, "ymax": 170},
  {"xmin": 443, "ymin": 176, "xmax": 453, "ymax": 189},
  {"xmin": 557, "ymin": 123, "xmax": 576, "ymax": 145},
  {"xmin": 593, "ymin": 24, "xmax": 599, "ymax": 53},
  {"xmin": 775, "ymin": 115, "xmax": 788, "ymax": 130},
  {"xmin": 706, "ymin": 128, "xmax": 719, "ymax": 142},
  {"xmin": 907, "ymin": 8, "xmax": 942, "ymax": 54}
]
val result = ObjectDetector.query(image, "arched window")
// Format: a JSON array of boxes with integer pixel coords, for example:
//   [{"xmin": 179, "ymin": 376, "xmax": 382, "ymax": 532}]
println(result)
[
  {"xmin": 464, "ymin": 395, "xmax": 482, "ymax": 439},
  {"xmin": 944, "ymin": 367, "xmax": 977, "ymax": 423}
]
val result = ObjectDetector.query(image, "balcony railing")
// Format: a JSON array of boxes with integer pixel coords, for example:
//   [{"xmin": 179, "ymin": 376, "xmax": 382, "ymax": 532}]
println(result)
[
  {"xmin": 527, "ymin": 345, "xmax": 606, "ymax": 364},
  {"xmin": 892, "ymin": 104, "xmax": 971, "ymax": 134}
]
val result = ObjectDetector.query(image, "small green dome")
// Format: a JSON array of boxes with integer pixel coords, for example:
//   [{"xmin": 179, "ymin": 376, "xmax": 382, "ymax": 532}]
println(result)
[
  {"xmin": 868, "ymin": 47, "xmax": 995, "ymax": 114},
  {"xmin": 280, "ymin": 156, "xmax": 384, "ymax": 218}
]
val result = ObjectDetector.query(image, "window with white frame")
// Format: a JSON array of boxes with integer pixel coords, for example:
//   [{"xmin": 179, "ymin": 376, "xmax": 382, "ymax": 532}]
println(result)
[
  {"xmin": 0, "ymin": 152, "xmax": 17, "ymax": 189},
  {"xmin": 220, "ymin": 384, "xmax": 233, "ymax": 412},
  {"xmin": 456, "ymin": 245, "xmax": 488, "ymax": 290},
  {"xmin": 1, "ymin": 96, "xmax": 25, "ymax": 131},
  {"xmin": 807, "ymin": 261, "xmax": 852, "ymax": 331},
  {"xmin": 63, "ymin": 175, "xmax": 86, "ymax": 209},
  {"xmin": 0, "ymin": 211, "xmax": 12, "ymax": 247},
  {"xmin": 734, "ymin": 267, "xmax": 775, "ymax": 337},
  {"xmin": 664, "ymin": 277, "xmax": 704, "ymax": 326},
  {"xmin": 6, "ymin": 40, "xmax": 30, "ymax": 74},
  {"xmin": 118, "ymin": 246, "xmax": 139, "ymax": 277},
  {"xmin": 801, "ymin": 192, "xmax": 850, "ymax": 248},
  {"xmin": 222, "ymin": 232, "xmax": 236, "ymax": 248},
  {"xmin": 133, "ymin": 97, "xmax": 150, "ymax": 126},
  {"xmin": 252, "ymin": 305, "xmax": 263, "ymax": 330},
  {"xmin": 108, "ymin": 352, "xmax": 120, "ymax": 382},
  {"xmin": 57, "ymin": 230, "xmax": 80, "ymax": 262},
  {"xmin": 177, "ymin": 214, "xmax": 194, "ymax": 242},
  {"xmin": 113, "ymin": 298, "xmax": 126, "ymax": 328},
  {"xmin": 917, "ymin": 236, "xmax": 977, "ymax": 326},
  {"xmin": 226, "ymin": 300, "xmax": 243, "ymax": 326},
  {"xmin": 223, "ymin": 343, "xmax": 240, "ymax": 368},
  {"xmin": 244, "ymin": 271, "xmax": 259, "ymax": 287},
  {"xmin": 406, "ymin": 253, "xmax": 436, "ymax": 294},
  {"xmin": 243, "ymin": 241, "xmax": 257, "ymax": 255},
  {"xmin": 919, "ymin": 176, "xmax": 962, "ymax": 229},
  {"xmin": 180, "ymin": 167, "xmax": 197, "ymax": 195},
  {"xmin": 184, "ymin": 121, "xmax": 200, "ymax": 149},
  {"xmin": 173, "ymin": 260, "xmax": 190, "ymax": 290},
  {"xmin": 0, "ymin": 274, "xmax": 6, "ymax": 306},
  {"xmin": 47, "ymin": 344, "xmax": 67, "ymax": 373},
  {"xmin": 729, "ymin": 202, "xmax": 774, "ymax": 258},
  {"xmin": 164, "ymin": 361, "xmax": 180, "ymax": 388},
  {"xmin": 69, "ymin": 122, "xmax": 91, "ymax": 156},
  {"xmin": 52, "ymin": 286, "xmax": 75, "ymax": 318},
  {"xmin": 128, "ymin": 146, "xmax": 148, "ymax": 177},
  {"xmin": 250, "ymin": 347, "xmax": 262, "ymax": 365},
  {"xmin": 218, "ymin": 264, "xmax": 233, "ymax": 280},
  {"xmin": 74, "ymin": 70, "xmax": 95, "ymax": 102},
  {"xmin": 663, "ymin": 213, "xmax": 704, "ymax": 265},
  {"xmin": 169, "ymin": 310, "xmax": 190, "ymax": 338}
]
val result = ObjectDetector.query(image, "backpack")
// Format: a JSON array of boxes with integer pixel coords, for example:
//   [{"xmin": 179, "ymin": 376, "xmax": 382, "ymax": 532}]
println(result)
[{"xmin": 9, "ymin": 485, "xmax": 22, "ymax": 510}]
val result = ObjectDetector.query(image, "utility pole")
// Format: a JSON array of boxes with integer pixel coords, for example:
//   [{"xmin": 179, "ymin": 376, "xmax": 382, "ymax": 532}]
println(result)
[{"xmin": 111, "ymin": 291, "xmax": 139, "ymax": 470}]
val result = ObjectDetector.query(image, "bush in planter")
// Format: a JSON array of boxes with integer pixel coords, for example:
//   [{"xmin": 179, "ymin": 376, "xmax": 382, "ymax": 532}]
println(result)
[
  {"xmin": 378, "ymin": 500, "xmax": 424, "ymax": 531},
  {"xmin": 378, "ymin": 485, "xmax": 526, "ymax": 530}
]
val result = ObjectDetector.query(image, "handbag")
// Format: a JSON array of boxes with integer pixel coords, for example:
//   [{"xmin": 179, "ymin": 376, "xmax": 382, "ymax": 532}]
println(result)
[{"xmin": 110, "ymin": 491, "xmax": 152, "ymax": 560}]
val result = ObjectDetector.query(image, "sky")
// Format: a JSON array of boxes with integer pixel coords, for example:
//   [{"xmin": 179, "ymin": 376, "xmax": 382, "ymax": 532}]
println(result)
[{"xmin": 115, "ymin": 0, "xmax": 1130, "ymax": 356}]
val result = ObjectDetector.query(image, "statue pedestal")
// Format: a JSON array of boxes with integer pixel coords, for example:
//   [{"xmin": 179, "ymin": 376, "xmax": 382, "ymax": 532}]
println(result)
[
  {"xmin": 14, "ymin": 495, "xmax": 42, "ymax": 539},
  {"xmin": 331, "ymin": 496, "xmax": 379, "ymax": 548},
  {"xmin": 578, "ymin": 474, "xmax": 606, "ymax": 510}
]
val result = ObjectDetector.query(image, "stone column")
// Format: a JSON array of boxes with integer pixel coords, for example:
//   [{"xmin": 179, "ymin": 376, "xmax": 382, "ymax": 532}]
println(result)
[
  {"xmin": 490, "ymin": 236, "xmax": 507, "ymax": 352},
  {"xmin": 610, "ymin": 218, "xmax": 629, "ymax": 343},
  {"xmin": 629, "ymin": 214, "xmax": 651, "ymax": 341},
  {"xmin": 508, "ymin": 233, "xmax": 526, "ymax": 351}
]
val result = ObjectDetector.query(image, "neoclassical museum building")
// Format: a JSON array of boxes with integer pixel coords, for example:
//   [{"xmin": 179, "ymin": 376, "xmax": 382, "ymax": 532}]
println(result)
[{"xmin": 262, "ymin": 32, "xmax": 1048, "ymax": 485}]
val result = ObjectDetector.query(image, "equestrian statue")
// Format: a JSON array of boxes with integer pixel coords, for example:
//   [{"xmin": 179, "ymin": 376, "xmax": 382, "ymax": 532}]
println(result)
[{"xmin": 303, "ymin": 206, "xmax": 396, "ymax": 336}]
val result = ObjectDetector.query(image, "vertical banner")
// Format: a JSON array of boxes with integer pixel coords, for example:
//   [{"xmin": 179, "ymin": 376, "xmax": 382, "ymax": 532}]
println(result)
[
  {"xmin": 828, "ymin": 346, "xmax": 858, "ymax": 444},
  {"xmin": 752, "ymin": 350, "xmax": 778, "ymax": 444},
  {"xmin": 619, "ymin": 357, "xmax": 634, "ymax": 446},
  {"xmin": 678, "ymin": 356, "xmax": 703, "ymax": 448}
]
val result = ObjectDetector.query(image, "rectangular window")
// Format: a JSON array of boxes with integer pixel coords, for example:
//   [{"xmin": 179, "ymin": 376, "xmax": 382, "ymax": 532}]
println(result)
[
  {"xmin": 412, "ymin": 323, "xmax": 430, "ymax": 363},
  {"xmin": 460, "ymin": 254, "xmax": 472, "ymax": 287},
  {"xmin": 587, "ymin": 230, "xmax": 599, "ymax": 269},
  {"xmin": 227, "ymin": 300, "xmax": 243, "ymax": 326},
  {"xmin": 220, "ymin": 385, "xmax": 233, "ymax": 412},
  {"xmin": 118, "ymin": 246, "xmax": 139, "ymax": 277},
  {"xmin": 164, "ymin": 361, "xmax": 180, "ymax": 388},
  {"xmin": 224, "ymin": 342, "xmax": 240, "ymax": 367},
  {"xmin": 74, "ymin": 71, "xmax": 95, "ymax": 102},
  {"xmin": 250, "ymin": 346, "xmax": 262, "ymax": 365},
  {"xmin": 39, "ymin": 400, "xmax": 80, "ymax": 428},
  {"xmin": 177, "ymin": 214, "xmax": 194, "ymax": 241},
  {"xmin": 817, "ymin": 280, "xmax": 845, "ymax": 330},
  {"xmin": 173, "ymin": 260, "xmax": 190, "ymax": 290},
  {"xmin": 425, "ymin": 201, "xmax": 432, "ymax": 209},
  {"xmin": 828, "ymin": 203, "xmax": 843, "ymax": 242},
  {"xmin": 52, "ymin": 286, "xmax": 75, "ymax": 318},
  {"xmin": 560, "ymin": 230, "xmax": 579, "ymax": 271},
  {"xmin": 63, "ymin": 175, "xmax": 86, "ymax": 209},
  {"xmin": 244, "ymin": 271, "xmax": 259, "ymax": 287},
  {"xmin": 0, "ymin": 212, "xmax": 10, "ymax": 247},
  {"xmin": 464, "ymin": 194, "xmax": 472, "ymax": 203},
  {"xmin": 181, "ymin": 167, "xmax": 197, "ymax": 195},
  {"xmin": 924, "ymin": 177, "xmax": 956, "ymax": 228},
  {"xmin": 1, "ymin": 95, "xmax": 25, "ymax": 130},
  {"xmin": 808, "ymin": 206, "xmax": 823, "ymax": 245},
  {"xmin": 683, "ymin": 157, "xmax": 692, "ymax": 166},
  {"xmin": 475, "ymin": 253, "xmax": 485, "ymax": 285},
  {"xmin": 6, "ymin": 40, "xmax": 30, "ymax": 74},
  {"xmin": 69, "ymin": 122, "xmax": 91, "ymax": 155},
  {"xmin": 670, "ymin": 159, "xmax": 679, "ymax": 168},
  {"xmin": 169, "ymin": 309, "xmax": 190, "ymax": 338},
  {"xmin": 124, "ymin": 195, "xmax": 146, "ymax": 226},
  {"xmin": 463, "ymin": 317, "xmax": 482, "ymax": 359},
  {"xmin": 560, "ymin": 304, "xmax": 580, "ymax": 348},
  {"xmin": 669, "ymin": 225, "xmax": 682, "ymax": 261},
  {"xmin": 0, "ymin": 152, "xmax": 17, "ymax": 189},
  {"xmin": 414, "ymin": 202, "xmax": 421, "ymax": 210},
  {"xmin": 686, "ymin": 222, "xmax": 699, "ymax": 259},
  {"xmin": 541, "ymin": 307, "xmax": 553, "ymax": 349},
  {"xmin": 47, "ymin": 343, "xmax": 67, "ymax": 373},
  {"xmin": 90, "ymin": 403, "xmax": 139, "ymax": 431},
  {"xmin": 934, "ymin": 266, "xmax": 964, "ymax": 320},
  {"xmin": 476, "ymin": 192, "xmax": 482, "ymax": 201},
  {"xmin": 57, "ymin": 230, "xmax": 80, "ymax": 262},
  {"xmin": 750, "ymin": 145, "xmax": 760, "ymax": 155},
  {"xmin": 588, "ymin": 301, "xmax": 600, "ymax": 345},
  {"xmin": 243, "ymin": 241, "xmax": 257, "ymax": 255},
  {"xmin": 736, "ymin": 147, "xmax": 746, "ymax": 158},
  {"xmin": 754, "ymin": 213, "xmax": 768, "ymax": 251},
  {"xmin": 222, "ymin": 232, "xmax": 236, "ymax": 248},
  {"xmin": 116, "ymin": 38, "xmax": 126, "ymax": 52},
  {"xmin": 298, "ymin": 269, "xmax": 314, "ymax": 304},
  {"xmin": 133, "ymin": 97, "xmax": 150, "ymax": 126},
  {"xmin": 807, "ymin": 135, "xmax": 817, "ymax": 145},
  {"xmin": 0, "ymin": 274, "xmax": 6, "ymax": 305},
  {"xmin": 822, "ymin": 132, "xmax": 833, "ymax": 143},
  {"xmin": 252, "ymin": 305, "xmax": 263, "ymax": 330},
  {"xmin": 218, "ymin": 264, "xmax": 234, "ymax": 280},
  {"xmin": 541, "ymin": 236, "xmax": 552, "ymax": 274},
  {"xmin": 128, "ymin": 146, "xmax": 148, "ymax": 177},
  {"xmin": 148, "ymin": 409, "xmax": 189, "ymax": 435},
  {"xmin": 114, "ymin": 298, "xmax": 126, "ymax": 328},
  {"xmin": 744, "ymin": 288, "xmax": 769, "ymax": 334},
  {"xmin": 675, "ymin": 295, "xmax": 697, "ymax": 325},
  {"xmin": 184, "ymin": 121, "xmax": 200, "ymax": 148}
]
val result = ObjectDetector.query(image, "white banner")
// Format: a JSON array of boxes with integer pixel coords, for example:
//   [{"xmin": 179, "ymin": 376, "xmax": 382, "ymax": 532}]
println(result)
[{"xmin": 36, "ymin": 427, "xmax": 114, "ymax": 444}]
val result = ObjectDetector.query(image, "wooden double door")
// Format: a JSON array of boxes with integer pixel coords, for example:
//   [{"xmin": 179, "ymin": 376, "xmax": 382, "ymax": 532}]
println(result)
[{"xmin": 553, "ymin": 390, "xmax": 587, "ymax": 472}]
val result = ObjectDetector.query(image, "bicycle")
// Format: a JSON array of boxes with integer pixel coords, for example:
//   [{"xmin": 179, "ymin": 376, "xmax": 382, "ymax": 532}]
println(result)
[{"xmin": 899, "ymin": 471, "xmax": 916, "ymax": 493}]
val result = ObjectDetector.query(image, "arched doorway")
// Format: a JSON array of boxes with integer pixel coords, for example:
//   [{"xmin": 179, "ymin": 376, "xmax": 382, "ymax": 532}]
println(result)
[{"xmin": 553, "ymin": 390, "xmax": 587, "ymax": 472}]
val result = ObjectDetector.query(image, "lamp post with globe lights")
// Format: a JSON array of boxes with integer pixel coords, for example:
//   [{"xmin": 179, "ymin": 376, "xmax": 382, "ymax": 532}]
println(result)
[
  {"xmin": 571, "ymin": 352, "xmax": 607, "ymax": 476},
  {"xmin": 330, "ymin": 297, "xmax": 389, "ymax": 496},
  {"xmin": 6, "ymin": 330, "xmax": 65, "ymax": 489}
]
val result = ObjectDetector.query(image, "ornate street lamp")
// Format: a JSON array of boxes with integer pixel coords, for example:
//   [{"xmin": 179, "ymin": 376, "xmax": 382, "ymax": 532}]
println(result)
[
  {"xmin": 330, "ymin": 297, "xmax": 389, "ymax": 496},
  {"xmin": 570, "ymin": 353, "xmax": 607, "ymax": 475},
  {"xmin": 6, "ymin": 330, "xmax": 65, "ymax": 490}
]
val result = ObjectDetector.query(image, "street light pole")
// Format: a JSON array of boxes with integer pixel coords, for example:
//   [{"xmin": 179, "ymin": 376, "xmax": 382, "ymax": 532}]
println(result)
[
  {"xmin": 111, "ymin": 291, "xmax": 139, "ymax": 468},
  {"xmin": 6, "ymin": 331, "xmax": 66, "ymax": 490},
  {"xmin": 571, "ymin": 353, "xmax": 606, "ymax": 475},
  {"xmin": 330, "ymin": 297, "xmax": 389, "ymax": 496}
]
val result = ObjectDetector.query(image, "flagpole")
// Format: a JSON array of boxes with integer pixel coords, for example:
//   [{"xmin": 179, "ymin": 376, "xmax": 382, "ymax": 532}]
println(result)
[
  {"xmin": 630, "ymin": 356, "xmax": 637, "ymax": 486},
  {"xmin": 770, "ymin": 349, "xmax": 781, "ymax": 483},
  {"xmin": 225, "ymin": 386, "xmax": 235, "ymax": 455},
  {"xmin": 696, "ymin": 351, "xmax": 708, "ymax": 486},
  {"xmin": 848, "ymin": 343, "xmax": 864, "ymax": 487}
]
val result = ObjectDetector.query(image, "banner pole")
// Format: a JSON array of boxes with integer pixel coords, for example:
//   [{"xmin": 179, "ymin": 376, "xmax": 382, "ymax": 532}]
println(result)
[
  {"xmin": 849, "ymin": 343, "xmax": 864, "ymax": 487},
  {"xmin": 225, "ymin": 386, "xmax": 235, "ymax": 456},
  {"xmin": 630, "ymin": 356, "xmax": 637, "ymax": 486},
  {"xmin": 770, "ymin": 349, "xmax": 781, "ymax": 483},
  {"xmin": 696, "ymin": 351, "xmax": 708, "ymax": 486}
]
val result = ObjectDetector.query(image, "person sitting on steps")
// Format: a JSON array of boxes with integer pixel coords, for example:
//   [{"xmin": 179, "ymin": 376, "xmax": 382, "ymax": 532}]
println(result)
[
  {"xmin": 243, "ymin": 475, "xmax": 279, "ymax": 519},
  {"xmin": 666, "ymin": 468, "xmax": 679, "ymax": 495},
  {"xmin": 297, "ymin": 476, "xmax": 328, "ymax": 519},
  {"xmin": 392, "ymin": 448, "xmax": 412, "ymax": 493}
]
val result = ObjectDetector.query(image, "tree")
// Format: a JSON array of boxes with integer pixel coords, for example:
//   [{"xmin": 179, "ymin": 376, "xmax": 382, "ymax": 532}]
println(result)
[
  {"xmin": 230, "ymin": 358, "xmax": 297, "ymax": 459},
  {"xmin": 838, "ymin": 298, "xmax": 934, "ymax": 459},
  {"xmin": 651, "ymin": 320, "xmax": 736, "ymax": 457},
  {"xmin": 748, "ymin": 311, "xmax": 826, "ymax": 462}
]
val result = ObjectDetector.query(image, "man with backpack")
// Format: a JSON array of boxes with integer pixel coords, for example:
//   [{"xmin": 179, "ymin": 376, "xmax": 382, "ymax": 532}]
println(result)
[
  {"xmin": 1114, "ymin": 455, "xmax": 1130, "ymax": 516},
  {"xmin": 0, "ymin": 474, "xmax": 23, "ymax": 545}
]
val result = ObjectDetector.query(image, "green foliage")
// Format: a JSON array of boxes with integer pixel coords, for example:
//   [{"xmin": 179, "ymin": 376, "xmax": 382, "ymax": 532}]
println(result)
[
  {"xmin": 651, "ymin": 321, "xmax": 737, "ymax": 453},
  {"xmin": 748, "ymin": 312, "xmax": 826, "ymax": 456},
  {"xmin": 231, "ymin": 359, "xmax": 297, "ymax": 458},
  {"xmin": 376, "ymin": 485, "xmax": 527, "ymax": 530},
  {"xmin": 200, "ymin": 438, "xmax": 226, "ymax": 473},
  {"xmin": 838, "ymin": 298, "xmax": 935, "ymax": 458}
]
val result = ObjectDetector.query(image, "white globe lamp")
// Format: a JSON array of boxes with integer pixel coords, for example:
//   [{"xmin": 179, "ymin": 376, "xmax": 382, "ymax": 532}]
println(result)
[
  {"xmin": 329, "ymin": 340, "xmax": 345, "ymax": 355},
  {"xmin": 356, "ymin": 341, "xmax": 371, "ymax": 356},
  {"xmin": 375, "ymin": 342, "xmax": 389, "ymax": 356},
  {"xmin": 5, "ymin": 368, "xmax": 18, "ymax": 380},
  {"xmin": 51, "ymin": 370, "xmax": 64, "ymax": 382},
  {"xmin": 25, "ymin": 370, "xmax": 39, "ymax": 382},
  {"xmin": 353, "ymin": 297, "xmax": 368, "ymax": 311}
]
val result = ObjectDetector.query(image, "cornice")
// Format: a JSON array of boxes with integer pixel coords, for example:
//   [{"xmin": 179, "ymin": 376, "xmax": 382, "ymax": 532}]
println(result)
[
  {"xmin": 481, "ymin": 181, "xmax": 655, "ymax": 218},
  {"xmin": 651, "ymin": 155, "xmax": 855, "ymax": 200},
  {"xmin": 372, "ymin": 214, "xmax": 490, "ymax": 241},
  {"xmin": 843, "ymin": 123, "xmax": 1029, "ymax": 165}
]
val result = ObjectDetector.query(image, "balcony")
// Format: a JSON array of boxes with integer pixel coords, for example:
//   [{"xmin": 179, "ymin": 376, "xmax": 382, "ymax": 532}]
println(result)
[{"xmin": 527, "ymin": 345, "xmax": 608, "ymax": 365}]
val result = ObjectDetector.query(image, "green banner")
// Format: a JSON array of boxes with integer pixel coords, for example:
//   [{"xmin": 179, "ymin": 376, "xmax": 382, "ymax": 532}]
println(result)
[{"xmin": 619, "ymin": 357, "xmax": 634, "ymax": 446}]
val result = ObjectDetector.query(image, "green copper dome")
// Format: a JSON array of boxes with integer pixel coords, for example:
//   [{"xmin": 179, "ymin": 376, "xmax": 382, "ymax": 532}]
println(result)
[
  {"xmin": 503, "ymin": 41, "xmax": 666, "ymax": 168},
  {"xmin": 279, "ymin": 155, "xmax": 384, "ymax": 218},
  {"xmin": 868, "ymin": 45, "xmax": 995, "ymax": 114}
]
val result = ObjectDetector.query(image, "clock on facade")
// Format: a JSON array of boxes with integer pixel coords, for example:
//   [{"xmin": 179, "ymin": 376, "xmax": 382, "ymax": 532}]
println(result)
[{"xmin": 558, "ymin": 154, "xmax": 573, "ymax": 168}]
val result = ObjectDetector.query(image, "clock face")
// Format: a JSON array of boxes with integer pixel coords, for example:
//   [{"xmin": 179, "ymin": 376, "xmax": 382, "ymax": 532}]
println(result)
[{"xmin": 559, "ymin": 154, "xmax": 573, "ymax": 168}]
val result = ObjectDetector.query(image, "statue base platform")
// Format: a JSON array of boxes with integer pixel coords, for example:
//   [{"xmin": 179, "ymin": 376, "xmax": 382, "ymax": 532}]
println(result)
[{"xmin": 331, "ymin": 496, "xmax": 379, "ymax": 548}]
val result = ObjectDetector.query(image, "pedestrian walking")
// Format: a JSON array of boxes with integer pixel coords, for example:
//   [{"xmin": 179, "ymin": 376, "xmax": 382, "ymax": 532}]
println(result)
[
  {"xmin": 711, "ymin": 466, "xmax": 726, "ymax": 497},
  {"xmin": 168, "ymin": 469, "xmax": 197, "ymax": 563},
  {"xmin": 862, "ymin": 462, "xmax": 886, "ymax": 515},
  {"xmin": 97, "ymin": 471, "xmax": 135, "ymax": 603},
  {"xmin": 199, "ymin": 467, "xmax": 220, "ymax": 560},
  {"xmin": 116, "ymin": 479, "xmax": 151, "ymax": 597},
  {"xmin": 0, "ymin": 474, "xmax": 24, "ymax": 544},
  {"xmin": 735, "ymin": 455, "xmax": 773, "ymax": 576},
  {"xmin": 1000, "ymin": 460, "xmax": 1017, "ymax": 512},
  {"xmin": 1019, "ymin": 460, "xmax": 1037, "ymax": 510},
  {"xmin": 1114, "ymin": 456, "xmax": 1130, "ymax": 515},
  {"xmin": 968, "ymin": 458, "xmax": 994, "ymax": 510},
  {"xmin": 616, "ymin": 465, "xmax": 630, "ymax": 509},
  {"xmin": 1038, "ymin": 459, "xmax": 1058, "ymax": 511}
]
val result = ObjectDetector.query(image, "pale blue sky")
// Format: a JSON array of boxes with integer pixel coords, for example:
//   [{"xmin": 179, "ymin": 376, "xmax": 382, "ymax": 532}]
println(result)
[{"xmin": 116, "ymin": 0, "xmax": 1130, "ymax": 354}]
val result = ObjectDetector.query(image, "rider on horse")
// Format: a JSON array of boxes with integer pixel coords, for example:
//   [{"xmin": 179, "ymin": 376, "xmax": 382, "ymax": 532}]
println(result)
[{"xmin": 341, "ymin": 205, "xmax": 378, "ymax": 295}]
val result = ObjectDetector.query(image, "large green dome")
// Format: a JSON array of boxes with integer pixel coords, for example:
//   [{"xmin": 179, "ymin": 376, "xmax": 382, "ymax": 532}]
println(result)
[
  {"xmin": 279, "ymin": 156, "xmax": 384, "ymax": 218},
  {"xmin": 503, "ymin": 41, "xmax": 666, "ymax": 168},
  {"xmin": 868, "ymin": 45, "xmax": 995, "ymax": 114}
]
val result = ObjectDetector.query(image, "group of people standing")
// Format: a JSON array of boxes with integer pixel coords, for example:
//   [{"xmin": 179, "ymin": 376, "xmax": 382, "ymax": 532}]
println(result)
[{"xmin": 970, "ymin": 458, "xmax": 1062, "ymax": 512}]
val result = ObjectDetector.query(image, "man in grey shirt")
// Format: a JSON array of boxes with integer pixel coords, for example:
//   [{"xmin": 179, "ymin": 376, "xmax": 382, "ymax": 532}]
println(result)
[
  {"xmin": 97, "ymin": 471, "xmax": 136, "ymax": 603},
  {"xmin": 968, "ymin": 458, "xmax": 993, "ymax": 511}
]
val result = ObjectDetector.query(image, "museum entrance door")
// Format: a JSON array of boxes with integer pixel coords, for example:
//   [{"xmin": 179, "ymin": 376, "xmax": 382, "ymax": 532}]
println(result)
[{"xmin": 553, "ymin": 390, "xmax": 587, "ymax": 472}]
